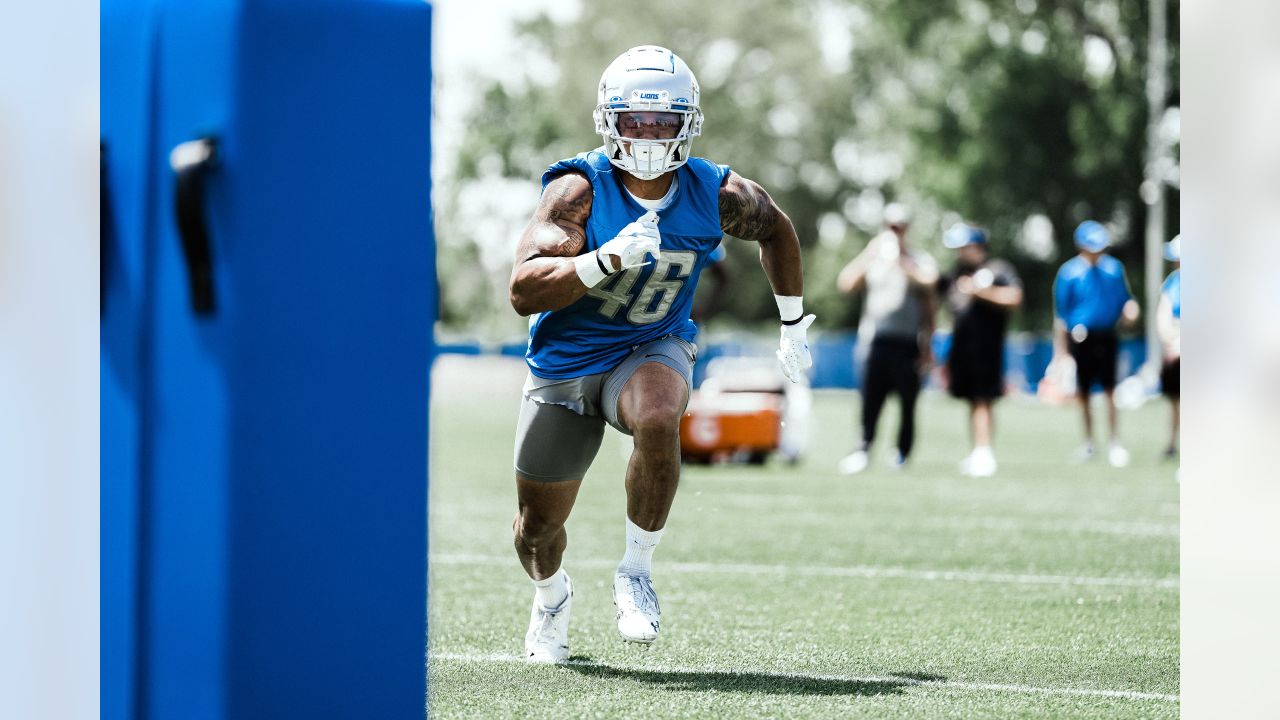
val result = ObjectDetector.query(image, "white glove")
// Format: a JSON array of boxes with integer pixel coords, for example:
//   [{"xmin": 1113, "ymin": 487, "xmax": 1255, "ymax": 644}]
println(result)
[
  {"xmin": 777, "ymin": 314, "xmax": 816, "ymax": 383},
  {"xmin": 599, "ymin": 210, "xmax": 661, "ymax": 271}
]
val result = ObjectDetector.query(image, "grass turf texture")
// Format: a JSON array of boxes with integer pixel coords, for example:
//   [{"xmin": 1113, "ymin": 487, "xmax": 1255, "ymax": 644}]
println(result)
[{"xmin": 427, "ymin": 356, "xmax": 1178, "ymax": 719}]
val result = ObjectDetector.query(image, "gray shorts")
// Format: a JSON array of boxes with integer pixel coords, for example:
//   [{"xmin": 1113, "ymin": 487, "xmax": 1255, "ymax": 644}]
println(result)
[{"xmin": 513, "ymin": 335, "xmax": 696, "ymax": 482}]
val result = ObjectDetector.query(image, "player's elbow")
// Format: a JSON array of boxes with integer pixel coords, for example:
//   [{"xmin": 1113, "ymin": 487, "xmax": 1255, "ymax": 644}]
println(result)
[
  {"xmin": 509, "ymin": 278, "xmax": 536, "ymax": 316},
  {"xmin": 510, "ymin": 293, "xmax": 540, "ymax": 317}
]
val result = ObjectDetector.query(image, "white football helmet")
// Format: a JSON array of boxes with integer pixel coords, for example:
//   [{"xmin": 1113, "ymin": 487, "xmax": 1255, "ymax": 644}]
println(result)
[{"xmin": 594, "ymin": 45, "xmax": 703, "ymax": 180}]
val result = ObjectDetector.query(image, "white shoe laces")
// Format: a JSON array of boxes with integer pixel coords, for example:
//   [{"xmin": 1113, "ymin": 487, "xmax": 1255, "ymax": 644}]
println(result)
[
  {"xmin": 529, "ymin": 601, "xmax": 566, "ymax": 644},
  {"xmin": 535, "ymin": 597, "xmax": 565, "ymax": 625},
  {"xmin": 623, "ymin": 576, "xmax": 659, "ymax": 615}
]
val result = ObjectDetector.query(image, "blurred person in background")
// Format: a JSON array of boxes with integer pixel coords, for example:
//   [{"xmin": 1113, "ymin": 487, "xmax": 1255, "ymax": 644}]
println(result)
[
  {"xmin": 937, "ymin": 223, "xmax": 1023, "ymax": 477},
  {"xmin": 1157, "ymin": 235, "xmax": 1180, "ymax": 459},
  {"xmin": 835, "ymin": 203, "xmax": 939, "ymax": 474},
  {"xmin": 507, "ymin": 45, "xmax": 812, "ymax": 663},
  {"xmin": 1050, "ymin": 220, "xmax": 1141, "ymax": 467}
]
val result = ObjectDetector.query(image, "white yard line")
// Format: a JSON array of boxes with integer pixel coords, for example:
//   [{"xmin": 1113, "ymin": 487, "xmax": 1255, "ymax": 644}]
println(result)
[
  {"xmin": 431, "ymin": 553, "xmax": 1178, "ymax": 590},
  {"xmin": 893, "ymin": 516, "xmax": 1178, "ymax": 538},
  {"xmin": 695, "ymin": 494, "xmax": 1178, "ymax": 538},
  {"xmin": 428, "ymin": 651, "xmax": 1178, "ymax": 703}
]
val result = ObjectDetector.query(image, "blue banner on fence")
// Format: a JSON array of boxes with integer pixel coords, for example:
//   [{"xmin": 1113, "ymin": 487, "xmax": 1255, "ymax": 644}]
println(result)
[{"xmin": 439, "ymin": 331, "xmax": 1148, "ymax": 393}]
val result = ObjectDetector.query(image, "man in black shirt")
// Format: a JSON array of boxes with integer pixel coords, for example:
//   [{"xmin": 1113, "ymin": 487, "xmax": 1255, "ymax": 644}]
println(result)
[{"xmin": 938, "ymin": 223, "xmax": 1023, "ymax": 476}]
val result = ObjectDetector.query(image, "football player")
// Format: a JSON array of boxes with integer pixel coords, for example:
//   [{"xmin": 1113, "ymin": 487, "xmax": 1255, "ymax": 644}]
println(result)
[{"xmin": 508, "ymin": 45, "xmax": 812, "ymax": 662}]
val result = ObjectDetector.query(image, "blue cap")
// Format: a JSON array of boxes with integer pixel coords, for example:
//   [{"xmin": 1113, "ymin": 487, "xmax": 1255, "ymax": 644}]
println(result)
[
  {"xmin": 942, "ymin": 222, "xmax": 988, "ymax": 249},
  {"xmin": 1074, "ymin": 220, "xmax": 1110, "ymax": 252},
  {"xmin": 1164, "ymin": 234, "xmax": 1180, "ymax": 262}
]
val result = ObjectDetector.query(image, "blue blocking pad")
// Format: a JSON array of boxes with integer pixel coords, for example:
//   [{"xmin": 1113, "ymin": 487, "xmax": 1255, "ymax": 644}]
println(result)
[{"xmin": 101, "ymin": 2, "xmax": 434, "ymax": 718}]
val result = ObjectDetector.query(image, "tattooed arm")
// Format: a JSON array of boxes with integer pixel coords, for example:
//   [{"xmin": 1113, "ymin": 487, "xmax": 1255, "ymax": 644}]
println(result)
[
  {"xmin": 508, "ymin": 172, "xmax": 595, "ymax": 316},
  {"xmin": 718, "ymin": 171, "xmax": 803, "ymax": 296}
]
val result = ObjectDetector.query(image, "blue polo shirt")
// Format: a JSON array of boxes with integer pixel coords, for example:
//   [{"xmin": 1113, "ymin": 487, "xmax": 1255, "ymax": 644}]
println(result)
[
  {"xmin": 1053, "ymin": 254, "xmax": 1133, "ymax": 331},
  {"xmin": 1161, "ymin": 269, "xmax": 1180, "ymax": 319}
]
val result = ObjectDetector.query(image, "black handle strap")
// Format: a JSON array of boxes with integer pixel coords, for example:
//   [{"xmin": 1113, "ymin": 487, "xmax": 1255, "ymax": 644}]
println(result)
[{"xmin": 170, "ymin": 137, "xmax": 218, "ymax": 315}]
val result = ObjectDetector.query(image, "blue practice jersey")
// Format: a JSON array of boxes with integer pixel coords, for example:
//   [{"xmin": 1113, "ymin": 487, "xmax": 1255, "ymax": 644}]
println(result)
[
  {"xmin": 526, "ymin": 150, "xmax": 731, "ymax": 379},
  {"xmin": 1053, "ymin": 254, "xmax": 1133, "ymax": 331}
]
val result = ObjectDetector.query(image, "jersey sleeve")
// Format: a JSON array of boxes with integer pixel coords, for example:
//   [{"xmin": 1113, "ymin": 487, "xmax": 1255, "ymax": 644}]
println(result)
[
  {"xmin": 685, "ymin": 157, "xmax": 731, "ymax": 187},
  {"xmin": 541, "ymin": 151, "xmax": 608, "ymax": 189},
  {"xmin": 711, "ymin": 162, "xmax": 732, "ymax": 187},
  {"xmin": 682, "ymin": 157, "xmax": 734, "ymax": 235}
]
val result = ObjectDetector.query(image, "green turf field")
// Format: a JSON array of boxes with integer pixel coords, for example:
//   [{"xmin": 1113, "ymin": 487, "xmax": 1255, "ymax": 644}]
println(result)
[{"xmin": 427, "ymin": 356, "xmax": 1179, "ymax": 719}]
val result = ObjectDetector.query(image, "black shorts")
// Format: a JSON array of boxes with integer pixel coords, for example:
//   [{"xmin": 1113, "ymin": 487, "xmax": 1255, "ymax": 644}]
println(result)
[
  {"xmin": 947, "ymin": 333, "xmax": 1004, "ymax": 400},
  {"xmin": 1067, "ymin": 329, "xmax": 1118, "ymax": 392},
  {"xmin": 1161, "ymin": 358, "xmax": 1180, "ymax": 398}
]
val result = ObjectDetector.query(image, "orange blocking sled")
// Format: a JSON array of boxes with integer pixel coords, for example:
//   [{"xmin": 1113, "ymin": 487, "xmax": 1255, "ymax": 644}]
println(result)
[{"xmin": 680, "ymin": 391, "xmax": 782, "ymax": 464}]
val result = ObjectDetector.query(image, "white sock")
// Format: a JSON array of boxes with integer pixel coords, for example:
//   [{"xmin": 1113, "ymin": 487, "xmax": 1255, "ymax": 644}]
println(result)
[
  {"xmin": 617, "ymin": 517, "xmax": 664, "ymax": 578},
  {"xmin": 973, "ymin": 445, "xmax": 995, "ymax": 462},
  {"xmin": 532, "ymin": 568, "xmax": 568, "ymax": 609}
]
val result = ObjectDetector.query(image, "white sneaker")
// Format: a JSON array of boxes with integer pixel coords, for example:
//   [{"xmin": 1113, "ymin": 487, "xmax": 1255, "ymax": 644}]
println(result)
[
  {"xmin": 1107, "ymin": 443, "xmax": 1130, "ymax": 468},
  {"xmin": 967, "ymin": 447, "xmax": 997, "ymax": 477},
  {"xmin": 524, "ymin": 574, "xmax": 573, "ymax": 663},
  {"xmin": 613, "ymin": 573, "xmax": 660, "ymax": 644},
  {"xmin": 838, "ymin": 450, "xmax": 869, "ymax": 475},
  {"xmin": 887, "ymin": 451, "xmax": 907, "ymax": 470},
  {"xmin": 1072, "ymin": 443, "xmax": 1096, "ymax": 463}
]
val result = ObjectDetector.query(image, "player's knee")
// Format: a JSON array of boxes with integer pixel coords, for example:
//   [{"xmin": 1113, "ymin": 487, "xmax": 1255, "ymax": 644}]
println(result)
[
  {"xmin": 628, "ymin": 403, "xmax": 682, "ymax": 442},
  {"xmin": 514, "ymin": 510, "xmax": 563, "ymax": 548}
]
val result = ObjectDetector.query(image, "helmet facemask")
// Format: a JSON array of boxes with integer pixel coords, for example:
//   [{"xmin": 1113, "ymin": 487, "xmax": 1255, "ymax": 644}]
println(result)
[{"xmin": 596, "ymin": 105, "xmax": 699, "ymax": 180}]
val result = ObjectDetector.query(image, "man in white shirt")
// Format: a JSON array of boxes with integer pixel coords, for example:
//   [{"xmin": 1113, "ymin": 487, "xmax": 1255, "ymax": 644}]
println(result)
[{"xmin": 836, "ymin": 203, "xmax": 939, "ymax": 473}]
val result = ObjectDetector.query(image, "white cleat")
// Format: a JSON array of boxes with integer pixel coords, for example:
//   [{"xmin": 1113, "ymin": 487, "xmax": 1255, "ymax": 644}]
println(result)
[
  {"xmin": 613, "ymin": 573, "xmax": 660, "ymax": 645},
  {"xmin": 837, "ymin": 450, "xmax": 869, "ymax": 475},
  {"xmin": 524, "ymin": 574, "xmax": 573, "ymax": 664},
  {"xmin": 1107, "ymin": 443, "xmax": 1130, "ymax": 468}
]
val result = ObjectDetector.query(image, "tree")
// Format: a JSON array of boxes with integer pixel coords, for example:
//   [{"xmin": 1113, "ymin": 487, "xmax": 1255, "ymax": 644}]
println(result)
[{"xmin": 438, "ymin": 0, "xmax": 1179, "ymax": 335}]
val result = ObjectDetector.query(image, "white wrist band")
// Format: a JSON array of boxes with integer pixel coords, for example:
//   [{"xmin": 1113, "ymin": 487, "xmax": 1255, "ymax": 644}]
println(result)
[
  {"xmin": 573, "ymin": 251, "xmax": 610, "ymax": 288},
  {"xmin": 775, "ymin": 295, "xmax": 804, "ymax": 323}
]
